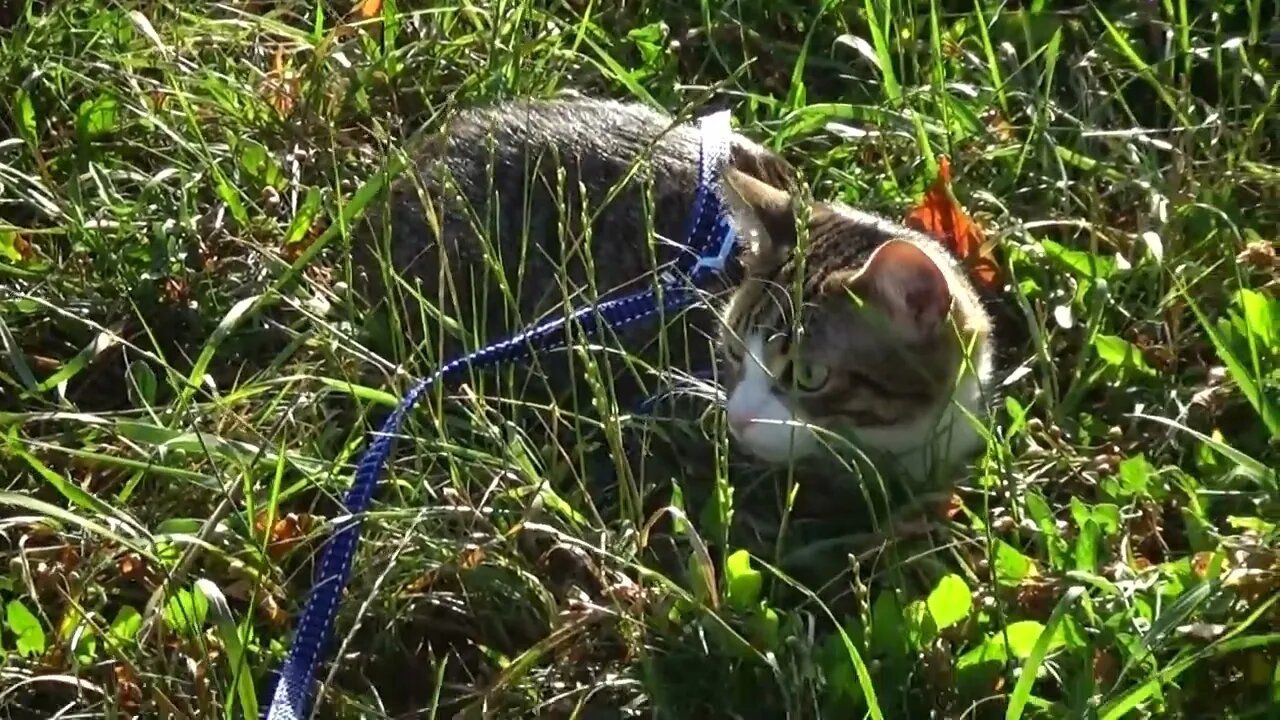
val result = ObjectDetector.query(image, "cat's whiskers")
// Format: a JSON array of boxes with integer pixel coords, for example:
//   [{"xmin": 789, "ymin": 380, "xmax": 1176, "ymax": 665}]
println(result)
[{"xmin": 713, "ymin": 187, "xmax": 995, "ymax": 482}]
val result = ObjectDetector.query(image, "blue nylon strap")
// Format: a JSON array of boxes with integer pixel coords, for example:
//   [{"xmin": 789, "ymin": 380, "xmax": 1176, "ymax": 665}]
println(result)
[{"xmin": 264, "ymin": 108, "xmax": 736, "ymax": 720}]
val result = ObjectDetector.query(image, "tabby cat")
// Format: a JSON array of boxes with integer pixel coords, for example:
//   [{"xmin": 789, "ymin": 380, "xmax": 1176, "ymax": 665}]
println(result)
[{"xmin": 356, "ymin": 96, "xmax": 994, "ymax": 481}]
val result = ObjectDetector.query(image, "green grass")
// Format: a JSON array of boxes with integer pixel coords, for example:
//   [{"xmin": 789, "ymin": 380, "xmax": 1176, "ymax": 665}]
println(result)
[{"xmin": 2, "ymin": 0, "xmax": 1278, "ymax": 718}]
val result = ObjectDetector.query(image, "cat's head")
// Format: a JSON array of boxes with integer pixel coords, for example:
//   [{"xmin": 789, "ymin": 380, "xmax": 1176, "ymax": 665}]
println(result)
[{"xmin": 715, "ymin": 167, "xmax": 994, "ymax": 474}]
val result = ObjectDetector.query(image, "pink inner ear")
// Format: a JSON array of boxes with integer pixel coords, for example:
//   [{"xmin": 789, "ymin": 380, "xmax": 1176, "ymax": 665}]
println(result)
[
  {"xmin": 905, "ymin": 285, "xmax": 946, "ymax": 325},
  {"xmin": 861, "ymin": 240, "xmax": 952, "ymax": 335}
]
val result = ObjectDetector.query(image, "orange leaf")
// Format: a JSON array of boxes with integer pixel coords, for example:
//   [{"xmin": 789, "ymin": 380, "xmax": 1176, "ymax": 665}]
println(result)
[
  {"xmin": 259, "ymin": 594, "xmax": 289, "ymax": 627},
  {"xmin": 904, "ymin": 155, "xmax": 1001, "ymax": 290},
  {"xmin": 113, "ymin": 663, "xmax": 143, "ymax": 715},
  {"xmin": 256, "ymin": 511, "xmax": 313, "ymax": 560},
  {"xmin": 458, "ymin": 544, "xmax": 486, "ymax": 570},
  {"xmin": 14, "ymin": 234, "xmax": 34, "ymax": 261},
  {"xmin": 944, "ymin": 492, "xmax": 964, "ymax": 519},
  {"xmin": 262, "ymin": 46, "xmax": 298, "ymax": 118},
  {"xmin": 1092, "ymin": 647, "xmax": 1119, "ymax": 690},
  {"xmin": 338, "ymin": 0, "xmax": 384, "ymax": 40},
  {"xmin": 117, "ymin": 552, "xmax": 147, "ymax": 581},
  {"xmin": 162, "ymin": 276, "xmax": 189, "ymax": 303}
]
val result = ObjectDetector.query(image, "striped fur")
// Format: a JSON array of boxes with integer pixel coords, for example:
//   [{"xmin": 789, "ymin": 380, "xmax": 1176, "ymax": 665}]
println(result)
[{"xmin": 716, "ymin": 169, "xmax": 995, "ymax": 483}]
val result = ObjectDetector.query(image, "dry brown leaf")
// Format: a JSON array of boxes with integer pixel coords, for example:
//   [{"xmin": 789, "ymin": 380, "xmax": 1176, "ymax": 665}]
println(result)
[
  {"xmin": 256, "ymin": 511, "xmax": 313, "ymax": 560},
  {"xmin": 1237, "ymin": 240, "xmax": 1276, "ymax": 269},
  {"xmin": 118, "ymin": 552, "xmax": 147, "ymax": 581},
  {"xmin": 458, "ymin": 544, "xmax": 486, "ymax": 570},
  {"xmin": 1191, "ymin": 551, "xmax": 1216, "ymax": 579},
  {"xmin": 114, "ymin": 663, "xmax": 143, "ymax": 717},
  {"xmin": 904, "ymin": 155, "xmax": 1001, "ymax": 290},
  {"xmin": 262, "ymin": 45, "xmax": 298, "ymax": 118},
  {"xmin": 1092, "ymin": 647, "xmax": 1119, "ymax": 689},
  {"xmin": 984, "ymin": 110, "xmax": 1016, "ymax": 143},
  {"xmin": 161, "ymin": 276, "xmax": 189, "ymax": 303},
  {"xmin": 944, "ymin": 492, "xmax": 964, "ymax": 520},
  {"xmin": 281, "ymin": 218, "xmax": 327, "ymax": 262},
  {"xmin": 403, "ymin": 572, "xmax": 437, "ymax": 594},
  {"xmin": 260, "ymin": 593, "xmax": 289, "ymax": 627},
  {"xmin": 12, "ymin": 233, "xmax": 34, "ymax": 262},
  {"xmin": 58, "ymin": 545, "xmax": 81, "ymax": 572}
]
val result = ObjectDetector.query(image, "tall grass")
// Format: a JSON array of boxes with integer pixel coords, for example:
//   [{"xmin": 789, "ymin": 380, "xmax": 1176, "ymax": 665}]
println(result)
[{"xmin": 1, "ymin": 1, "xmax": 1277, "ymax": 718}]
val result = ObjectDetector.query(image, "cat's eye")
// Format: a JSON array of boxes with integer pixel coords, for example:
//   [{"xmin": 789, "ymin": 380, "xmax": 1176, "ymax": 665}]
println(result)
[{"xmin": 790, "ymin": 360, "xmax": 830, "ymax": 391}]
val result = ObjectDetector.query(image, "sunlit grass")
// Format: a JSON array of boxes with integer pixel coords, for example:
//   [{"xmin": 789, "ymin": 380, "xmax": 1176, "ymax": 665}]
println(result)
[{"xmin": 1, "ymin": 1, "xmax": 1277, "ymax": 718}]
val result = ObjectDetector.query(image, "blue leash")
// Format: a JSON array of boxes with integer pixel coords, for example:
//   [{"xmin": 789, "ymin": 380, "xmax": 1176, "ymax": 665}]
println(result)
[{"xmin": 264, "ymin": 109, "xmax": 738, "ymax": 719}]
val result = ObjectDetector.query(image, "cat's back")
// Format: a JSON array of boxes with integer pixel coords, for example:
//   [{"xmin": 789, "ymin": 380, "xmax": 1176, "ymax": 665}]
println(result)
[
  {"xmin": 358, "ymin": 96, "xmax": 722, "ymax": 370},
  {"xmin": 437, "ymin": 97, "xmax": 698, "ymax": 176}
]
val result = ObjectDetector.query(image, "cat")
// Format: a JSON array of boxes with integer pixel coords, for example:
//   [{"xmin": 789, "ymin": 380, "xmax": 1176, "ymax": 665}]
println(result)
[
  {"xmin": 716, "ymin": 170, "xmax": 995, "ymax": 482},
  {"xmin": 355, "ymin": 96, "xmax": 995, "ymax": 482}
]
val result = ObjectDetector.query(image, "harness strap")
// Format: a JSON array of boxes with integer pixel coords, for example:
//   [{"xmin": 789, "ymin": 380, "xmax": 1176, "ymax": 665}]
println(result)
[{"xmin": 264, "ymin": 108, "xmax": 736, "ymax": 720}]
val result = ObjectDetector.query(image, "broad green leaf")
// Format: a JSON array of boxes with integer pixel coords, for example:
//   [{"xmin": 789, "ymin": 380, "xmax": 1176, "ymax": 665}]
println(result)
[
  {"xmin": 724, "ymin": 549, "xmax": 762, "ymax": 611},
  {"xmin": 1025, "ymin": 491, "xmax": 1067, "ymax": 568},
  {"xmin": 747, "ymin": 605, "xmax": 780, "ymax": 650},
  {"xmin": 213, "ymin": 174, "xmax": 250, "ymax": 227},
  {"xmin": 13, "ymin": 88, "xmax": 37, "ymax": 146},
  {"xmin": 284, "ymin": 187, "xmax": 323, "ymax": 246},
  {"xmin": 699, "ymin": 466, "xmax": 734, "ymax": 551},
  {"xmin": 0, "ymin": 230, "xmax": 30, "ymax": 264},
  {"xmin": 110, "ymin": 606, "xmax": 143, "ymax": 643},
  {"xmin": 992, "ymin": 539, "xmax": 1035, "ymax": 587},
  {"xmin": 868, "ymin": 591, "xmax": 908, "ymax": 659},
  {"xmin": 125, "ymin": 359, "xmax": 158, "ymax": 406},
  {"xmin": 1070, "ymin": 497, "xmax": 1121, "ymax": 536},
  {"xmin": 163, "ymin": 587, "xmax": 209, "ymax": 637},
  {"xmin": 6, "ymin": 599, "xmax": 46, "ymax": 657},
  {"xmin": 75, "ymin": 95, "xmax": 119, "ymax": 138},
  {"xmin": 1004, "ymin": 620, "xmax": 1064, "ymax": 659},
  {"xmin": 1041, "ymin": 239, "xmax": 1116, "ymax": 279},
  {"xmin": 236, "ymin": 138, "xmax": 282, "ymax": 188},
  {"xmin": 904, "ymin": 598, "xmax": 936, "ymax": 649},
  {"xmin": 957, "ymin": 634, "xmax": 1006, "ymax": 670},
  {"xmin": 1091, "ymin": 504, "xmax": 1122, "ymax": 535},
  {"xmin": 926, "ymin": 574, "xmax": 973, "ymax": 631},
  {"xmin": 154, "ymin": 518, "xmax": 204, "ymax": 535},
  {"xmin": 1074, "ymin": 519, "xmax": 1100, "ymax": 573},
  {"xmin": 1116, "ymin": 455, "xmax": 1152, "ymax": 497},
  {"xmin": 58, "ymin": 609, "xmax": 98, "ymax": 664},
  {"xmin": 1007, "ymin": 587, "xmax": 1085, "ymax": 720},
  {"xmin": 1236, "ymin": 288, "xmax": 1275, "ymax": 349},
  {"xmin": 1093, "ymin": 334, "xmax": 1156, "ymax": 376}
]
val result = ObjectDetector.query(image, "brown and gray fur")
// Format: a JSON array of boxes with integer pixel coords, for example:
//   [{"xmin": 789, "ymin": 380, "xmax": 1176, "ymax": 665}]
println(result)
[
  {"xmin": 356, "ymin": 96, "xmax": 994, "ymax": 479},
  {"xmin": 717, "ymin": 169, "xmax": 994, "ymax": 481},
  {"xmin": 356, "ymin": 96, "xmax": 798, "ymax": 401}
]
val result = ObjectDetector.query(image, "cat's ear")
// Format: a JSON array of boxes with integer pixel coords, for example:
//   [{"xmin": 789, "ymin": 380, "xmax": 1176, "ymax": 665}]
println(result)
[
  {"xmin": 729, "ymin": 139, "xmax": 801, "ymax": 193},
  {"xmin": 835, "ymin": 239, "xmax": 953, "ymax": 338},
  {"xmin": 721, "ymin": 166, "xmax": 798, "ymax": 271}
]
